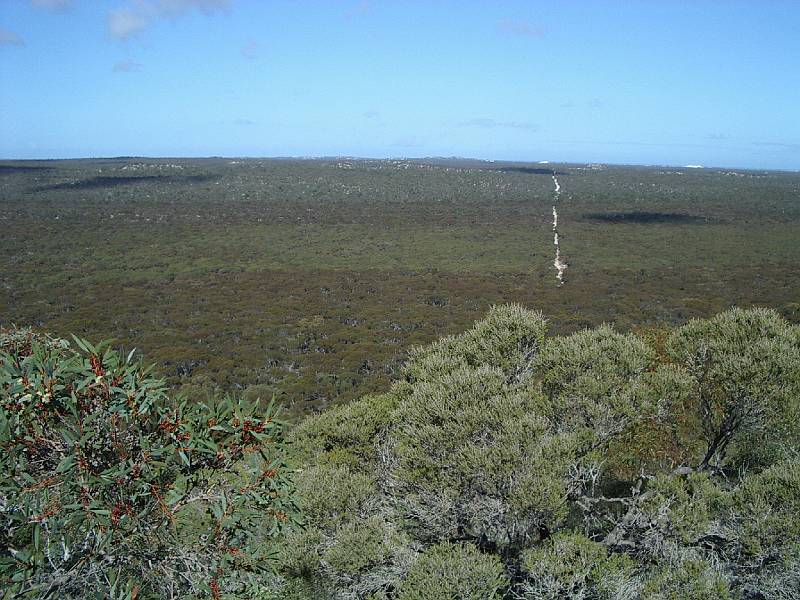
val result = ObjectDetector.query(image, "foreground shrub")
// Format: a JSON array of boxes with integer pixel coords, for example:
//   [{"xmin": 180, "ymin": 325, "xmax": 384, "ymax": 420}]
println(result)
[
  {"xmin": 0, "ymin": 328, "xmax": 296, "ymax": 599},
  {"xmin": 665, "ymin": 307, "xmax": 800, "ymax": 469},
  {"xmin": 641, "ymin": 559, "xmax": 732, "ymax": 600},
  {"xmin": 397, "ymin": 542, "xmax": 508, "ymax": 600},
  {"xmin": 282, "ymin": 305, "xmax": 800, "ymax": 598},
  {"xmin": 520, "ymin": 532, "xmax": 638, "ymax": 599}
]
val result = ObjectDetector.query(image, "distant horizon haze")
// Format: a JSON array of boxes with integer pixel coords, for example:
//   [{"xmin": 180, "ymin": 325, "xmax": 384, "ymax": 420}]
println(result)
[{"xmin": 0, "ymin": 154, "xmax": 795, "ymax": 173}]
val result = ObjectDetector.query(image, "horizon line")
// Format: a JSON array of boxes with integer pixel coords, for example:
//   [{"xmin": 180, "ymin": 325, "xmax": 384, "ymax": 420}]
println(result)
[{"xmin": 0, "ymin": 154, "xmax": 795, "ymax": 174}]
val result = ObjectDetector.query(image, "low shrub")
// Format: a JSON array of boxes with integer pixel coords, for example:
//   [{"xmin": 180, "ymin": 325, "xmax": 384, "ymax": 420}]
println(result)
[
  {"xmin": 0, "ymin": 328, "xmax": 296, "ymax": 599},
  {"xmin": 281, "ymin": 305, "xmax": 800, "ymax": 598}
]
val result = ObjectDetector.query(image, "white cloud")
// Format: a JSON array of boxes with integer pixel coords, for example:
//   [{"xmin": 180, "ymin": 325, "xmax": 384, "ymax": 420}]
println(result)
[
  {"xmin": 108, "ymin": 9, "xmax": 149, "ymax": 40},
  {"xmin": 0, "ymin": 27, "xmax": 25, "ymax": 47},
  {"xmin": 108, "ymin": 0, "xmax": 231, "ymax": 40},
  {"xmin": 29, "ymin": 0, "xmax": 73, "ymax": 11},
  {"xmin": 112, "ymin": 59, "xmax": 143, "ymax": 72}
]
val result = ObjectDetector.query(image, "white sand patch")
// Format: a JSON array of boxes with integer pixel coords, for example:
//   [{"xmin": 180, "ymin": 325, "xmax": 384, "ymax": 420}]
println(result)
[
  {"xmin": 550, "ymin": 171, "xmax": 567, "ymax": 286},
  {"xmin": 554, "ymin": 247, "xmax": 568, "ymax": 286}
]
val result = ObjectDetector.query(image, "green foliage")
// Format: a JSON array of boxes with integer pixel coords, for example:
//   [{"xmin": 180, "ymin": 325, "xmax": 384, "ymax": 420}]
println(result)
[
  {"xmin": 391, "ymin": 364, "xmax": 577, "ymax": 552},
  {"xmin": 295, "ymin": 464, "xmax": 377, "ymax": 528},
  {"xmin": 397, "ymin": 542, "xmax": 508, "ymax": 600},
  {"xmin": 5, "ymin": 158, "xmax": 800, "ymax": 595},
  {"xmin": 390, "ymin": 307, "xmax": 606, "ymax": 557},
  {"xmin": 277, "ymin": 457, "xmax": 412, "ymax": 599},
  {"xmin": 283, "ymin": 305, "xmax": 800, "ymax": 598},
  {"xmin": 0, "ymin": 328, "xmax": 296, "ymax": 599},
  {"xmin": 533, "ymin": 324, "xmax": 657, "ymax": 444},
  {"xmin": 603, "ymin": 472, "xmax": 722, "ymax": 563},
  {"xmin": 641, "ymin": 559, "xmax": 731, "ymax": 600},
  {"xmin": 404, "ymin": 303, "xmax": 548, "ymax": 381},
  {"xmin": 322, "ymin": 516, "xmax": 398, "ymax": 576},
  {"xmin": 606, "ymin": 364, "xmax": 704, "ymax": 477},
  {"xmin": 666, "ymin": 307, "xmax": 800, "ymax": 469},
  {"xmin": 725, "ymin": 457, "xmax": 800, "ymax": 569},
  {"xmin": 520, "ymin": 532, "xmax": 638, "ymax": 599},
  {"xmin": 289, "ymin": 392, "xmax": 398, "ymax": 469}
]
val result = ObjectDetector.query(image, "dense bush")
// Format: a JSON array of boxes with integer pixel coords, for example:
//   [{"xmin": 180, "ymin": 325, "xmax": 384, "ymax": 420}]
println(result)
[
  {"xmin": 397, "ymin": 542, "xmax": 508, "ymax": 600},
  {"xmin": 3, "ymin": 305, "xmax": 798, "ymax": 598},
  {"xmin": 0, "ymin": 328, "xmax": 296, "ymax": 599},
  {"xmin": 279, "ymin": 305, "xmax": 800, "ymax": 598}
]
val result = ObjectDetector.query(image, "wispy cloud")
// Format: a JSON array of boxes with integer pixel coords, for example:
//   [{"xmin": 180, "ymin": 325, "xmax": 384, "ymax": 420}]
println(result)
[
  {"xmin": 29, "ymin": 0, "xmax": 73, "ymax": 11},
  {"xmin": 108, "ymin": 0, "xmax": 231, "ymax": 40},
  {"xmin": 108, "ymin": 10, "xmax": 149, "ymax": 40},
  {"xmin": 497, "ymin": 19, "xmax": 545, "ymax": 38},
  {"xmin": 0, "ymin": 27, "xmax": 25, "ymax": 47},
  {"xmin": 112, "ymin": 59, "xmax": 143, "ymax": 73},
  {"xmin": 461, "ymin": 118, "xmax": 538, "ymax": 131},
  {"xmin": 234, "ymin": 118, "xmax": 255, "ymax": 126},
  {"xmin": 362, "ymin": 110, "xmax": 380, "ymax": 119}
]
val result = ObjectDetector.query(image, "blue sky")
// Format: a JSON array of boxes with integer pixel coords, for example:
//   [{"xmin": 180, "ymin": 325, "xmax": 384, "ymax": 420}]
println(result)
[{"xmin": 1, "ymin": 0, "xmax": 798, "ymax": 169}]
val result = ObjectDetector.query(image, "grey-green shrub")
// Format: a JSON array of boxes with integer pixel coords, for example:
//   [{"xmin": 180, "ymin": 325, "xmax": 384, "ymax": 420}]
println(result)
[
  {"xmin": 280, "ymin": 305, "xmax": 800, "ymax": 598},
  {"xmin": 397, "ymin": 542, "xmax": 508, "ymax": 600},
  {"xmin": 666, "ymin": 307, "xmax": 800, "ymax": 469},
  {"xmin": 641, "ymin": 559, "xmax": 732, "ymax": 600},
  {"xmin": 520, "ymin": 532, "xmax": 639, "ymax": 600}
]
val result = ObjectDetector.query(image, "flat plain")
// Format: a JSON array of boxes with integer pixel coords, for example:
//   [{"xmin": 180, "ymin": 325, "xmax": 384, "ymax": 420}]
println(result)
[{"xmin": 2, "ymin": 158, "xmax": 799, "ymax": 416}]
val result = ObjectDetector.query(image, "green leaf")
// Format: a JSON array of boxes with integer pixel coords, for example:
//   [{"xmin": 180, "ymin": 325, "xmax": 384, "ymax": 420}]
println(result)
[{"xmin": 56, "ymin": 455, "xmax": 75, "ymax": 473}]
